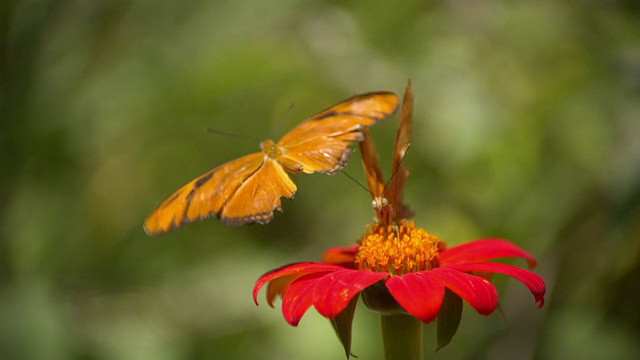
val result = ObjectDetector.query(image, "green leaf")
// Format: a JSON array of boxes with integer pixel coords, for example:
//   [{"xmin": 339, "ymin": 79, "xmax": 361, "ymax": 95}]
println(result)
[
  {"xmin": 436, "ymin": 288, "xmax": 462, "ymax": 351},
  {"xmin": 330, "ymin": 294, "xmax": 359, "ymax": 359},
  {"xmin": 496, "ymin": 303, "xmax": 508, "ymax": 323}
]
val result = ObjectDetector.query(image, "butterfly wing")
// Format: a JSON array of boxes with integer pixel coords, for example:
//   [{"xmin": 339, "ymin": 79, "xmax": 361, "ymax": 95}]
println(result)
[
  {"xmin": 276, "ymin": 92, "xmax": 400, "ymax": 174},
  {"xmin": 359, "ymin": 127, "xmax": 390, "ymax": 223},
  {"xmin": 144, "ymin": 152, "xmax": 296, "ymax": 235},
  {"xmin": 219, "ymin": 157, "xmax": 296, "ymax": 225},
  {"xmin": 387, "ymin": 79, "xmax": 414, "ymax": 221}
]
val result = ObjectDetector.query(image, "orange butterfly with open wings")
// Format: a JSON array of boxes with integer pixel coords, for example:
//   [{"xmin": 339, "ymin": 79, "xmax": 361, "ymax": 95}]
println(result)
[
  {"xmin": 144, "ymin": 92, "xmax": 400, "ymax": 235},
  {"xmin": 360, "ymin": 80, "xmax": 414, "ymax": 225}
]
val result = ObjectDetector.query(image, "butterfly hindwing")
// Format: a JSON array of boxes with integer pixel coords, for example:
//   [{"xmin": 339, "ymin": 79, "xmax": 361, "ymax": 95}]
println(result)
[{"xmin": 220, "ymin": 157, "xmax": 297, "ymax": 225}]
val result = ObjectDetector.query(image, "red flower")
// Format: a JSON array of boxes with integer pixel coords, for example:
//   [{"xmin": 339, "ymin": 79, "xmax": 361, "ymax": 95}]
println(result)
[
  {"xmin": 254, "ymin": 81, "xmax": 545, "ymax": 355},
  {"xmin": 253, "ymin": 223, "xmax": 545, "ymax": 326}
]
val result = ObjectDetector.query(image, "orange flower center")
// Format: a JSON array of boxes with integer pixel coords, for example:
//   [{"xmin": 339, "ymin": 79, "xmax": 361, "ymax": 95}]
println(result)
[{"xmin": 355, "ymin": 222, "xmax": 444, "ymax": 275}]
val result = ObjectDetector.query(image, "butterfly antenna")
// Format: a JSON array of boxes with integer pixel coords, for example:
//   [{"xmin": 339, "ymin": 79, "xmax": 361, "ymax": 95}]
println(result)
[
  {"xmin": 342, "ymin": 170, "xmax": 372, "ymax": 195},
  {"xmin": 382, "ymin": 143, "xmax": 412, "ymax": 195},
  {"xmin": 203, "ymin": 127, "xmax": 261, "ymax": 142},
  {"xmin": 269, "ymin": 102, "xmax": 295, "ymax": 139}
]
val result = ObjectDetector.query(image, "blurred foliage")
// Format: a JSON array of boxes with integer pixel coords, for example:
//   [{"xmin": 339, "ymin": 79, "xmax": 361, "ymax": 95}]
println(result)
[{"xmin": 1, "ymin": 1, "xmax": 640, "ymax": 359}]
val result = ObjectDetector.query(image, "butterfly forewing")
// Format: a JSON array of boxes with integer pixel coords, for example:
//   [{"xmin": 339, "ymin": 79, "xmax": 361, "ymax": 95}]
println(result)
[
  {"xmin": 304, "ymin": 92, "xmax": 401, "ymax": 129},
  {"xmin": 359, "ymin": 128, "xmax": 392, "ymax": 224},
  {"xmin": 388, "ymin": 80, "xmax": 414, "ymax": 221},
  {"xmin": 277, "ymin": 92, "xmax": 399, "ymax": 147},
  {"xmin": 277, "ymin": 92, "xmax": 400, "ymax": 175},
  {"xmin": 144, "ymin": 152, "xmax": 265, "ymax": 235},
  {"xmin": 359, "ymin": 128, "xmax": 386, "ymax": 201}
]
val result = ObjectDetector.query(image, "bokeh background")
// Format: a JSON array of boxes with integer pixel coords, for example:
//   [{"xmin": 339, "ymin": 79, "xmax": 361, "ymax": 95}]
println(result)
[{"xmin": 2, "ymin": 1, "xmax": 639, "ymax": 359}]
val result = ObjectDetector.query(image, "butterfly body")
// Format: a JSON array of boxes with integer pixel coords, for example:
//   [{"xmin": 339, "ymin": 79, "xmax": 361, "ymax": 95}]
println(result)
[
  {"xmin": 371, "ymin": 196, "xmax": 393, "ymax": 226},
  {"xmin": 144, "ymin": 92, "xmax": 400, "ymax": 235}
]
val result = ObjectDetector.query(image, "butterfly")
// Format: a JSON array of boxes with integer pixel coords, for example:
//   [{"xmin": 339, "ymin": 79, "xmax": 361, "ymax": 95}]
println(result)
[
  {"xmin": 144, "ymin": 91, "xmax": 400, "ymax": 235},
  {"xmin": 359, "ymin": 79, "xmax": 414, "ymax": 225}
]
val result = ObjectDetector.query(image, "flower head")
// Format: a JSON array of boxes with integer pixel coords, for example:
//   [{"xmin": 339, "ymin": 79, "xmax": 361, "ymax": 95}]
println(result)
[
  {"xmin": 253, "ymin": 224, "xmax": 545, "ymax": 326},
  {"xmin": 253, "ymin": 80, "xmax": 546, "ymax": 356},
  {"xmin": 356, "ymin": 223, "xmax": 444, "ymax": 274}
]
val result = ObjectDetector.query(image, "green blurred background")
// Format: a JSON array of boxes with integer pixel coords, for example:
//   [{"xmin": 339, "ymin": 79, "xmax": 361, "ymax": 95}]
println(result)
[{"xmin": 2, "ymin": 1, "xmax": 639, "ymax": 359}]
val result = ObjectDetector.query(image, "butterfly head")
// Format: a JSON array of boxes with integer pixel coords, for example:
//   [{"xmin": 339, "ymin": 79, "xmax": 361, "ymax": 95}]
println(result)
[
  {"xmin": 372, "ymin": 196, "xmax": 389, "ymax": 210},
  {"xmin": 260, "ymin": 139, "xmax": 280, "ymax": 158},
  {"xmin": 372, "ymin": 195, "xmax": 395, "ymax": 225}
]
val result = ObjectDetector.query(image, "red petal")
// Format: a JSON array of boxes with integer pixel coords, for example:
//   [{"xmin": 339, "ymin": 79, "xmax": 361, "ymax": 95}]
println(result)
[
  {"xmin": 440, "ymin": 239, "xmax": 538, "ymax": 268},
  {"xmin": 386, "ymin": 273, "xmax": 445, "ymax": 323},
  {"xmin": 448, "ymin": 262, "xmax": 546, "ymax": 308},
  {"xmin": 313, "ymin": 270, "xmax": 387, "ymax": 319},
  {"xmin": 427, "ymin": 268, "xmax": 498, "ymax": 315},
  {"xmin": 323, "ymin": 245, "xmax": 359, "ymax": 267},
  {"xmin": 281, "ymin": 272, "xmax": 330, "ymax": 326},
  {"xmin": 266, "ymin": 274, "xmax": 300, "ymax": 307},
  {"xmin": 253, "ymin": 262, "xmax": 343, "ymax": 304}
]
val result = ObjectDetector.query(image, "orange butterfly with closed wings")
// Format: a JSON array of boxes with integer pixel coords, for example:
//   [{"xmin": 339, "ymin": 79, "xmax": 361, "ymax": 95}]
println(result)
[
  {"xmin": 360, "ymin": 80, "xmax": 414, "ymax": 225},
  {"xmin": 144, "ymin": 92, "xmax": 400, "ymax": 235}
]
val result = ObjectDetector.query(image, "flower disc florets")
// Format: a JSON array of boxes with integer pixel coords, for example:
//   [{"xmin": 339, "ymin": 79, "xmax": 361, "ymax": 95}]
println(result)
[{"xmin": 355, "ymin": 222, "xmax": 445, "ymax": 275}]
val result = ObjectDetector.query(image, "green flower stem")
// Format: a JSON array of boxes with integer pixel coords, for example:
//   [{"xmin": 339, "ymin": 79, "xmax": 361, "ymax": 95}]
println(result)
[{"xmin": 380, "ymin": 314, "xmax": 423, "ymax": 360}]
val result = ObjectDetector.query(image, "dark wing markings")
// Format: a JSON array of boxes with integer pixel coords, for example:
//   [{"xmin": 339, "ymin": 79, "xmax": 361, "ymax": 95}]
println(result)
[
  {"xmin": 312, "ymin": 111, "xmax": 383, "ymax": 124},
  {"xmin": 216, "ymin": 157, "xmax": 269, "ymax": 226}
]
